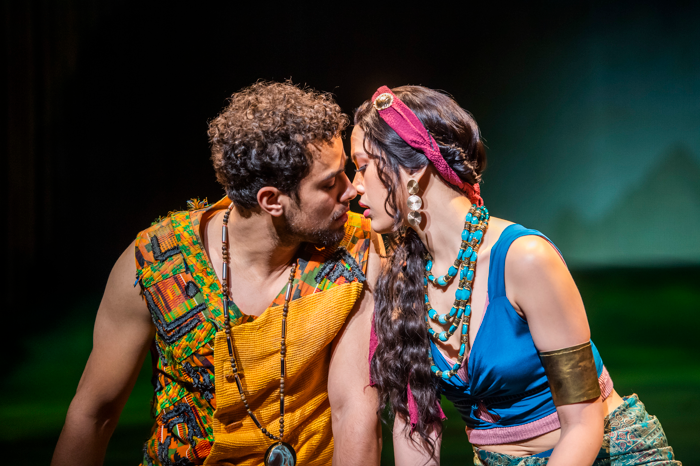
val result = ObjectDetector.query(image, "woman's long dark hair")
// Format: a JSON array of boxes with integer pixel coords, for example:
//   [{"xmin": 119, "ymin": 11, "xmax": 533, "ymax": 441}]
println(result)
[{"xmin": 355, "ymin": 86, "xmax": 487, "ymax": 452}]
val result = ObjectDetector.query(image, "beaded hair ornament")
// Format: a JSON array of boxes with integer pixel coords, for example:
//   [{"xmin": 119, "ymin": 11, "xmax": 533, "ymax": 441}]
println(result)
[{"xmin": 371, "ymin": 85, "xmax": 483, "ymax": 206}]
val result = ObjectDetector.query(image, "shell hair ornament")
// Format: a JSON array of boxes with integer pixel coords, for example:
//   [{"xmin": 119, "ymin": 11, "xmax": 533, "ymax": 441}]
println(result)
[{"xmin": 373, "ymin": 92, "xmax": 394, "ymax": 111}]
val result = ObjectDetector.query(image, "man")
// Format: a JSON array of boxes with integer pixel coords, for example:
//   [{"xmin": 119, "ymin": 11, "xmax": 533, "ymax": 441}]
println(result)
[{"xmin": 52, "ymin": 82, "xmax": 382, "ymax": 466}]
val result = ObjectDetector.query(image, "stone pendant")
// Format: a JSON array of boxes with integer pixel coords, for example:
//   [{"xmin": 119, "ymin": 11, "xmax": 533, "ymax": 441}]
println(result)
[{"xmin": 264, "ymin": 442, "xmax": 296, "ymax": 466}]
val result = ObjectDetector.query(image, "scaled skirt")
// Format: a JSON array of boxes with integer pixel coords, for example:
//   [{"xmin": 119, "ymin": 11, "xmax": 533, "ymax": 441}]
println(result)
[{"xmin": 473, "ymin": 394, "xmax": 680, "ymax": 465}]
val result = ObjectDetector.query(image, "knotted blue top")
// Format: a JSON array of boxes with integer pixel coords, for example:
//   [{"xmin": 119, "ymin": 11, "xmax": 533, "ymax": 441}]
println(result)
[{"xmin": 430, "ymin": 224, "xmax": 605, "ymax": 432}]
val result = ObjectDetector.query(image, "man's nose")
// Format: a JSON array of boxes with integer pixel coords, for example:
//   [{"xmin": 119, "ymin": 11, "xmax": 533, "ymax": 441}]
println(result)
[{"xmin": 340, "ymin": 173, "xmax": 358, "ymax": 203}]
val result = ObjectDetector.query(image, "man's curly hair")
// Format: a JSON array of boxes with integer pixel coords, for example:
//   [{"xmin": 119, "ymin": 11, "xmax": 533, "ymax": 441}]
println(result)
[{"xmin": 208, "ymin": 81, "xmax": 350, "ymax": 212}]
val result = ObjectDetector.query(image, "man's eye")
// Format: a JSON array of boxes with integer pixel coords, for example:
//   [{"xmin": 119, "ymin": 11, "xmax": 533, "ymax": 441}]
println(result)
[{"xmin": 324, "ymin": 181, "xmax": 336, "ymax": 190}]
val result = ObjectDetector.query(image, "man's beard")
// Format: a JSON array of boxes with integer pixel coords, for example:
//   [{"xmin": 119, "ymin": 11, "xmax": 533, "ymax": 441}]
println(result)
[{"xmin": 279, "ymin": 204, "xmax": 347, "ymax": 248}]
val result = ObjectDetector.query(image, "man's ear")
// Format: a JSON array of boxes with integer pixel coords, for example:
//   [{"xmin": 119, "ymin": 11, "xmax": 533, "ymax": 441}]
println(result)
[{"xmin": 257, "ymin": 187, "xmax": 285, "ymax": 217}]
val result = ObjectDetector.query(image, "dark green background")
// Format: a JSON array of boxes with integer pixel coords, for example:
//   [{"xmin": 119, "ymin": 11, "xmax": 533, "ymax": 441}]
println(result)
[
  {"xmin": 3, "ymin": 0, "xmax": 698, "ymax": 464},
  {"xmin": 3, "ymin": 269, "xmax": 697, "ymax": 464}
]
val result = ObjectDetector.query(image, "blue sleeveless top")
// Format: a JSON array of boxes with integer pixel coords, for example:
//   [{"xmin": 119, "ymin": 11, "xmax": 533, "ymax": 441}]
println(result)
[{"xmin": 430, "ymin": 224, "xmax": 605, "ymax": 431}]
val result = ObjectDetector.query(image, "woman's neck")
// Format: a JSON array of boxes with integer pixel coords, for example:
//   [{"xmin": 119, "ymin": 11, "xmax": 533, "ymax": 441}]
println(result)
[{"xmin": 413, "ymin": 172, "xmax": 474, "ymax": 268}]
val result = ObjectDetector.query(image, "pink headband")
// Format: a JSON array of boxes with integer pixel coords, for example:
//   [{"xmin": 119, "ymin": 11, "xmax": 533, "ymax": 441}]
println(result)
[{"xmin": 371, "ymin": 86, "xmax": 483, "ymax": 207}]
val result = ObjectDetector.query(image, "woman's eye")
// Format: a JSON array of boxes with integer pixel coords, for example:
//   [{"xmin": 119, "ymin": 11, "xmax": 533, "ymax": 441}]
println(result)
[{"xmin": 355, "ymin": 164, "xmax": 368, "ymax": 173}]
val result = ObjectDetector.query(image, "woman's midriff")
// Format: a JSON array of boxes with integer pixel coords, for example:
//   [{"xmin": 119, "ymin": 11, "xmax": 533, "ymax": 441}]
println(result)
[{"xmin": 472, "ymin": 389, "xmax": 625, "ymax": 456}]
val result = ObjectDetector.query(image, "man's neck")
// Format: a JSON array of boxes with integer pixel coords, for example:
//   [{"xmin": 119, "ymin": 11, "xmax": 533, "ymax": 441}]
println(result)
[
  {"xmin": 224, "ymin": 207, "xmax": 301, "ymax": 282},
  {"xmin": 203, "ymin": 206, "xmax": 302, "ymax": 316}
]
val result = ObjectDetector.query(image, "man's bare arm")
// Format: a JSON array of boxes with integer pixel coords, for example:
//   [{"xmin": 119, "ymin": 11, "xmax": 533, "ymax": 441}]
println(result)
[
  {"xmin": 328, "ymin": 230, "xmax": 384, "ymax": 465},
  {"xmin": 51, "ymin": 241, "xmax": 155, "ymax": 466}
]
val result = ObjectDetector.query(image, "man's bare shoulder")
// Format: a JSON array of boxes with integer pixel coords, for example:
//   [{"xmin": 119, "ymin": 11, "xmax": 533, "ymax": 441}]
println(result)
[{"xmin": 101, "ymin": 240, "xmax": 152, "ymax": 323}]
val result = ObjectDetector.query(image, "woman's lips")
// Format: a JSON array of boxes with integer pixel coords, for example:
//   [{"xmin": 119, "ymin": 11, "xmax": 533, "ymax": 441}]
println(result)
[{"xmin": 358, "ymin": 201, "xmax": 371, "ymax": 218}]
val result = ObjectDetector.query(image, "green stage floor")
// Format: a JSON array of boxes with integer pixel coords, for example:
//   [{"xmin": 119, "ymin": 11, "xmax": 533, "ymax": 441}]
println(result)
[{"xmin": 2, "ymin": 267, "xmax": 697, "ymax": 465}]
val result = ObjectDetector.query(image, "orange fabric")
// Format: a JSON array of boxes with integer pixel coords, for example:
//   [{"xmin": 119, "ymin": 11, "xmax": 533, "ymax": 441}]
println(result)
[{"xmin": 204, "ymin": 281, "xmax": 364, "ymax": 466}]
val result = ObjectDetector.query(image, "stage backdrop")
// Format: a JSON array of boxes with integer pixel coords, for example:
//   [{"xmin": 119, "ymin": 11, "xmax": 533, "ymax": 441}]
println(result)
[{"xmin": 3, "ymin": 1, "xmax": 699, "ymax": 464}]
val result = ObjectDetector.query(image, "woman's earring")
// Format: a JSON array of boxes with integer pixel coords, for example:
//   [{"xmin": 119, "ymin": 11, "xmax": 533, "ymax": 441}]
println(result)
[{"xmin": 406, "ymin": 179, "xmax": 422, "ymax": 227}]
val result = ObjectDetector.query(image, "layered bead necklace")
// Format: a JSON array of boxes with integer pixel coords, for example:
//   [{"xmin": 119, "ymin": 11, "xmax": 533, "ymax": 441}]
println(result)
[
  {"xmin": 221, "ymin": 204, "xmax": 298, "ymax": 466},
  {"xmin": 425, "ymin": 204, "xmax": 489, "ymax": 380}
]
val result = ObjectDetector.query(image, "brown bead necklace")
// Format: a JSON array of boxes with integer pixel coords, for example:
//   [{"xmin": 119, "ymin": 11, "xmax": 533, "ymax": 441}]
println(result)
[{"xmin": 221, "ymin": 204, "xmax": 298, "ymax": 466}]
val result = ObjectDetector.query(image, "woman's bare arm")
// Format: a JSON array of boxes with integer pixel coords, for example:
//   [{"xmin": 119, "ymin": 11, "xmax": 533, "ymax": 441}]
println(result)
[
  {"xmin": 506, "ymin": 235, "xmax": 604, "ymax": 466},
  {"xmin": 393, "ymin": 414, "xmax": 441, "ymax": 466},
  {"xmin": 328, "ymin": 229, "xmax": 384, "ymax": 466}
]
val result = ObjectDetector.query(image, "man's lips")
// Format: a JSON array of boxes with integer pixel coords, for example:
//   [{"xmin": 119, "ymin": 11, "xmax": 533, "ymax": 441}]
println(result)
[{"xmin": 334, "ymin": 207, "xmax": 350, "ymax": 222}]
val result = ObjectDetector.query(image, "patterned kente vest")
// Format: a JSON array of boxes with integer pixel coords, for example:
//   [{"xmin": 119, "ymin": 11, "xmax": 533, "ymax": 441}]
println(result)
[{"xmin": 135, "ymin": 198, "xmax": 371, "ymax": 466}]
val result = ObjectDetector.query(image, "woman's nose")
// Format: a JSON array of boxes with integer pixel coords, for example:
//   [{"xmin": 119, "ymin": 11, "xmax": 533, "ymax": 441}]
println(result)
[{"xmin": 352, "ymin": 172, "xmax": 365, "ymax": 194}]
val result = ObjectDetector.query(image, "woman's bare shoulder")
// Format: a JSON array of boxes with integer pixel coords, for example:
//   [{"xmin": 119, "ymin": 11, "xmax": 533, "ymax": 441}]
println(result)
[{"xmin": 483, "ymin": 217, "xmax": 514, "ymax": 249}]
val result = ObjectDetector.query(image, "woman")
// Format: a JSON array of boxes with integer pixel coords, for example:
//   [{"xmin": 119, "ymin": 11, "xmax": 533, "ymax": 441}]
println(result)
[{"xmin": 351, "ymin": 85, "xmax": 680, "ymax": 465}]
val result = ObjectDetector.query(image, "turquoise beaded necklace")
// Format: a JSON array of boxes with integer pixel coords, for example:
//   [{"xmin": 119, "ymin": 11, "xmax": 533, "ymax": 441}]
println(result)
[{"xmin": 425, "ymin": 204, "xmax": 489, "ymax": 380}]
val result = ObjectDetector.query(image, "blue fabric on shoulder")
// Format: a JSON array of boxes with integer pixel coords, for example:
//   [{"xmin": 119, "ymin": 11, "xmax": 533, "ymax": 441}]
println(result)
[{"xmin": 431, "ymin": 224, "xmax": 605, "ymax": 432}]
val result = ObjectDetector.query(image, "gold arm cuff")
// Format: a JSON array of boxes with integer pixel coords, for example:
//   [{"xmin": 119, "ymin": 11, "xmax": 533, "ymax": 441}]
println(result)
[{"xmin": 539, "ymin": 342, "xmax": 601, "ymax": 406}]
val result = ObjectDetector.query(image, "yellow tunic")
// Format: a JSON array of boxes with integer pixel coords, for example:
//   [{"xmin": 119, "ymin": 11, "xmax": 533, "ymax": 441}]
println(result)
[{"xmin": 206, "ymin": 282, "xmax": 364, "ymax": 465}]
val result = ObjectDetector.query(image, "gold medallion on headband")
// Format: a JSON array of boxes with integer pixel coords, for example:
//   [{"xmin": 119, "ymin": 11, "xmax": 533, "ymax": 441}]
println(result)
[{"xmin": 373, "ymin": 92, "xmax": 394, "ymax": 111}]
